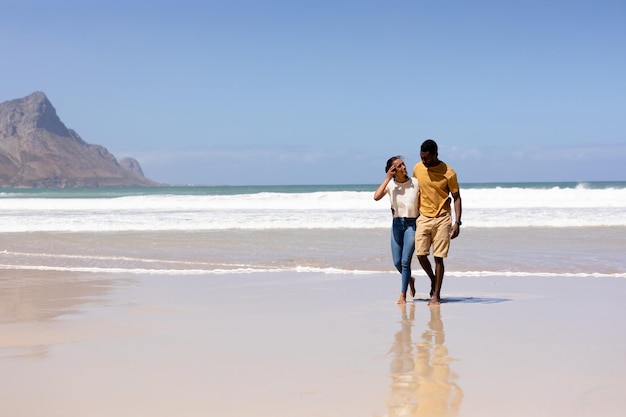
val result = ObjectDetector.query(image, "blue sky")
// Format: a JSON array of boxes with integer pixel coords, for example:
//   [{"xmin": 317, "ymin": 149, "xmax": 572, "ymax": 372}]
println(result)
[{"xmin": 1, "ymin": 0, "xmax": 625, "ymax": 185}]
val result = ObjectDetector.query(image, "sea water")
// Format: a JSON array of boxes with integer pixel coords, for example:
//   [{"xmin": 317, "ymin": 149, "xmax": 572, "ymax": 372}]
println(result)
[{"xmin": 1, "ymin": 182, "xmax": 625, "ymax": 278}]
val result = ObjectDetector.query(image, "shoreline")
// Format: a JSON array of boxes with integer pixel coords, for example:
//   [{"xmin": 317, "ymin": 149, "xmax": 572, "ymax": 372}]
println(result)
[
  {"xmin": 2, "ymin": 226, "xmax": 626, "ymax": 277},
  {"xmin": 1, "ymin": 270, "xmax": 625, "ymax": 416}
]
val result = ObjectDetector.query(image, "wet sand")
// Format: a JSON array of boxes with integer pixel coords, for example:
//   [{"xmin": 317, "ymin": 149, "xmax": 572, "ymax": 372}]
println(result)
[{"xmin": 1, "ymin": 270, "xmax": 625, "ymax": 416}]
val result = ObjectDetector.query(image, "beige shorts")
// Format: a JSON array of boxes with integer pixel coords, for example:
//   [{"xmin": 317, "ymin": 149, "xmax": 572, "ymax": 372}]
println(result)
[{"xmin": 415, "ymin": 215, "xmax": 452, "ymax": 258}]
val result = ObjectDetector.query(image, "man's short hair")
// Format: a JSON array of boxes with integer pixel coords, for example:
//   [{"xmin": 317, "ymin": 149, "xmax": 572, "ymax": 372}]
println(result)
[{"xmin": 421, "ymin": 139, "xmax": 438, "ymax": 154}]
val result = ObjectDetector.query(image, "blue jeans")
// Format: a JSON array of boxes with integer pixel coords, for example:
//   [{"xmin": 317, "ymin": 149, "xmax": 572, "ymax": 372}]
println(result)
[{"xmin": 391, "ymin": 217, "xmax": 416, "ymax": 293}]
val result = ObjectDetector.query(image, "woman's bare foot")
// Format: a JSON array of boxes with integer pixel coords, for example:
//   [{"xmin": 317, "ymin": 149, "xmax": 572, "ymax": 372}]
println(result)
[
  {"xmin": 409, "ymin": 277, "xmax": 416, "ymax": 298},
  {"xmin": 396, "ymin": 292, "xmax": 407, "ymax": 304}
]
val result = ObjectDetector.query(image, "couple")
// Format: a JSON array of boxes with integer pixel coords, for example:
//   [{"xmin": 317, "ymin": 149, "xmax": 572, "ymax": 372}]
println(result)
[{"xmin": 374, "ymin": 139, "xmax": 462, "ymax": 306}]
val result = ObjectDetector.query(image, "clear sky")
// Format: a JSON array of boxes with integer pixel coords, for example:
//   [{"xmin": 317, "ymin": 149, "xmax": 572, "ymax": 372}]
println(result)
[{"xmin": 1, "ymin": 0, "xmax": 625, "ymax": 185}]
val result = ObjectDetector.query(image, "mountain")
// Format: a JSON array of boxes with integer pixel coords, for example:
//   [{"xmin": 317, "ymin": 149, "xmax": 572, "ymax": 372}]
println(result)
[{"xmin": 0, "ymin": 92, "xmax": 160, "ymax": 187}]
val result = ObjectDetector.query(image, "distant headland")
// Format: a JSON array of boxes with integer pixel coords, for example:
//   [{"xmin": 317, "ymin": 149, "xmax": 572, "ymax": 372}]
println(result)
[{"xmin": 0, "ymin": 91, "xmax": 160, "ymax": 188}]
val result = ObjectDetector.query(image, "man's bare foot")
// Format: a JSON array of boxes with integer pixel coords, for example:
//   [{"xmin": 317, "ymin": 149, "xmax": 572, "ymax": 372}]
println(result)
[
  {"xmin": 396, "ymin": 293, "xmax": 407, "ymax": 304},
  {"xmin": 409, "ymin": 277, "xmax": 416, "ymax": 298},
  {"xmin": 427, "ymin": 296, "xmax": 441, "ymax": 306}
]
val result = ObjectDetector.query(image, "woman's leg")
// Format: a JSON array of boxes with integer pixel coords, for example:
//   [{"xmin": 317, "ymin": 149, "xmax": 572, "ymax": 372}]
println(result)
[
  {"xmin": 390, "ymin": 219, "xmax": 403, "ymax": 274},
  {"xmin": 400, "ymin": 221, "xmax": 416, "ymax": 295},
  {"xmin": 391, "ymin": 219, "xmax": 408, "ymax": 303}
]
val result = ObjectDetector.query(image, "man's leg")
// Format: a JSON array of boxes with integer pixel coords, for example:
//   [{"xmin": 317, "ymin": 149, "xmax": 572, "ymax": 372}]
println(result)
[
  {"xmin": 415, "ymin": 217, "xmax": 435, "ymax": 297},
  {"xmin": 429, "ymin": 256, "xmax": 445, "ymax": 305},
  {"xmin": 429, "ymin": 216, "xmax": 452, "ymax": 305},
  {"xmin": 417, "ymin": 255, "xmax": 435, "ymax": 296}
]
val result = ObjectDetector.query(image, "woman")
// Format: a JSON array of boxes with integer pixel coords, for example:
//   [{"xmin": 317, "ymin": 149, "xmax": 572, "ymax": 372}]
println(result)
[{"xmin": 374, "ymin": 156, "xmax": 419, "ymax": 304}]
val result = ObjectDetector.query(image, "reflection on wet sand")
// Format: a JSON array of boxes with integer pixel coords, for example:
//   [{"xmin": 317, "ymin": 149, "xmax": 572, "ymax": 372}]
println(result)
[
  {"xmin": 385, "ymin": 304, "xmax": 463, "ymax": 417},
  {"xmin": 0, "ymin": 271, "xmax": 118, "ymax": 359}
]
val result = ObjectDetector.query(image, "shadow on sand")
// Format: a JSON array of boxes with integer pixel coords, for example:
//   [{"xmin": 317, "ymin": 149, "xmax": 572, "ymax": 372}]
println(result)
[{"xmin": 413, "ymin": 296, "xmax": 510, "ymax": 304}]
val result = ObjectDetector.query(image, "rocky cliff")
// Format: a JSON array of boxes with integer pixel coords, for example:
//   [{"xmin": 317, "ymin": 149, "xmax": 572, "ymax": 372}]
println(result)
[{"xmin": 0, "ymin": 92, "xmax": 159, "ymax": 187}]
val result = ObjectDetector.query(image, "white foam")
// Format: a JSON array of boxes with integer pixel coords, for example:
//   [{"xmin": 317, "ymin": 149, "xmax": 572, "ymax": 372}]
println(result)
[
  {"xmin": 0, "ymin": 187, "xmax": 624, "ymax": 231},
  {"xmin": 1, "ymin": 263, "xmax": 623, "ymax": 278}
]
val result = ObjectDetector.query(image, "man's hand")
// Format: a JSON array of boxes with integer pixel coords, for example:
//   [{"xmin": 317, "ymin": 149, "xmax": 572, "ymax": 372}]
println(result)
[{"xmin": 450, "ymin": 223, "xmax": 460, "ymax": 239}]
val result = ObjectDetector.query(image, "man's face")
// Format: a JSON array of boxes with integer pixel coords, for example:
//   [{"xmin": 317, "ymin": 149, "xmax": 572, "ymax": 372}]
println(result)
[{"xmin": 420, "ymin": 151, "xmax": 437, "ymax": 168}]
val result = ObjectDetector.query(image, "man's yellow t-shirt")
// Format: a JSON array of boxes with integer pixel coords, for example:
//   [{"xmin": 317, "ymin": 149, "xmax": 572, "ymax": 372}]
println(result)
[{"xmin": 413, "ymin": 161, "xmax": 459, "ymax": 217}]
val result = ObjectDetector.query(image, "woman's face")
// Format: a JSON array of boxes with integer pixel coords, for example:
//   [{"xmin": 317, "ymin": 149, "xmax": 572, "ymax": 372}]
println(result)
[{"xmin": 390, "ymin": 159, "xmax": 407, "ymax": 178}]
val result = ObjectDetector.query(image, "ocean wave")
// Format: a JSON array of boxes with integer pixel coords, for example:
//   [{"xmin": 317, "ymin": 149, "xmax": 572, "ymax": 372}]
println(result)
[
  {"xmin": 2, "ymin": 186, "xmax": 626, "ymax": 210},
  {"xmin": 0, "ymin": 186, "xmax": 625, "ymax": 231},
  {"xmin": 0, "ymin": 207, "xmax": 624, "ymax": 231},
  {"xmin": 1, "ymin": 263, "xmax": 624, "ymax": 278}
]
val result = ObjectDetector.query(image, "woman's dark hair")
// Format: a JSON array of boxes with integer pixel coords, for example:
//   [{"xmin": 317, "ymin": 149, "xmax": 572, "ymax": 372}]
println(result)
[{"xmin": 385, "ymin": 155, "xmax": 402, "ymax": 173}]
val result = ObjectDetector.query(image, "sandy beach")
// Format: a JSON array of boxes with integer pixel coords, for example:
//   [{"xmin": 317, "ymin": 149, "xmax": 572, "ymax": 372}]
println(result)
[{"xmin": 1, "ymin": 269, "xmax": 624, "ymax": 417}]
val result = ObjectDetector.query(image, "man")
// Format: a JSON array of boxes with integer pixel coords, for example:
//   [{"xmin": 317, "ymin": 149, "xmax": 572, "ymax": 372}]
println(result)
[{"xmin": 413, "ymin": 139, "xmax": 462, "ymax": 305}]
